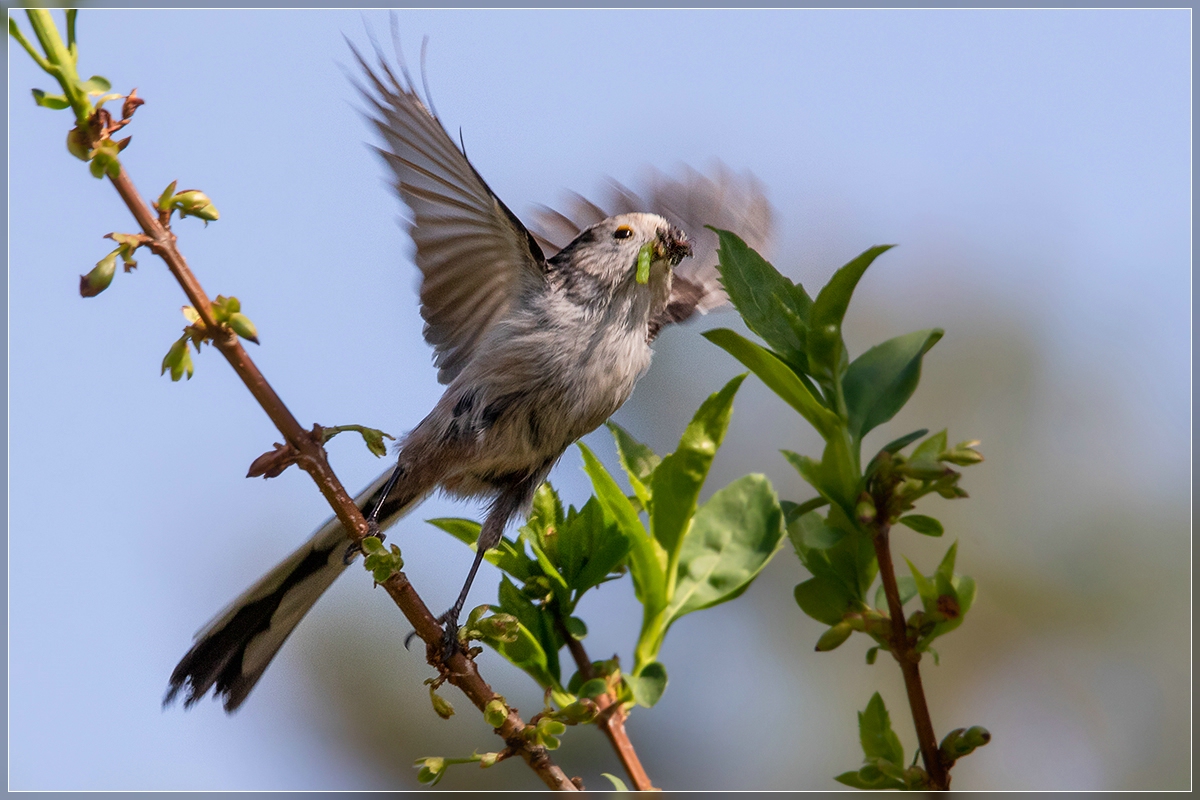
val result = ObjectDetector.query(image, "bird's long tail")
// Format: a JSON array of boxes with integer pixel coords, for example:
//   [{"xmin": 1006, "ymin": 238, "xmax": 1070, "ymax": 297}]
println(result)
[{"xmin": 165, "ymin": 469, "xmax": 423, "ymax": 712}]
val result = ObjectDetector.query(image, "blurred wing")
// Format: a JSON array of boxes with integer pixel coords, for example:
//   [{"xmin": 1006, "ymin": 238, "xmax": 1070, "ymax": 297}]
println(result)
[
  {"xmin": 351, "ymin": 43, "xmax": 545, "ymax": 384},
  {"xmin": 531, "ymin": 164, "xmax": 773, "ymax": 336}
]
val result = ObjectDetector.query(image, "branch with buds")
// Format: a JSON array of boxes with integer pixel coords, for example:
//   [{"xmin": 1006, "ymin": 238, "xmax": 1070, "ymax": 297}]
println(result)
[{"xmin": 11, "ymin": 10, "xmax": 578, "ymax": 791}]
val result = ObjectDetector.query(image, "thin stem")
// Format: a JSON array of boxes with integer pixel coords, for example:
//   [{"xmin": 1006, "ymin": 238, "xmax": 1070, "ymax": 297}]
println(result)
[
  {"xmin": 555, "ymin": 617, "xmax": 656, "ymax": 791},
  {"xmin": 789, "ymin": 495, "xmax": 830, "ymax": 519},
  {"xmin": 25, "ymin": 10, "xmax": 89, "ymax": 124},
  {"xmin": 388, "ymin": 575, "xmax": 576, "ymax": 790},
  {"xmin": 872, "ymin": 520, "xmax": 949, "ymax": 791}
]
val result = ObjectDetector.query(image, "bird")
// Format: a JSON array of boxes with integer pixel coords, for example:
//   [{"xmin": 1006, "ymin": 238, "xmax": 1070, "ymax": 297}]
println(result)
[{"xmin": 165, "ymin": 38, "xmax": 772, "ymax": 713}]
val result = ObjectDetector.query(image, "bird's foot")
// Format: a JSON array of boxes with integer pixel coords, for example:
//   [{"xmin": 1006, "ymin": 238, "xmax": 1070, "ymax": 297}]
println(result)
[
  {"xmin": 435, "ymin": 609, "xmax": 463, "ymax": 662},
  {"xmin": 401, "ymin": 608, "xmax": 463, "ymax": 662}
]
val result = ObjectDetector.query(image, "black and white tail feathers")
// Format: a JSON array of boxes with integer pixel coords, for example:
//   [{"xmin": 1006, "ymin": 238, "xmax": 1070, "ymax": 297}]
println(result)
[{"xmin": 164, "ymin": 472, "xmax": 422, "ymax": 713}]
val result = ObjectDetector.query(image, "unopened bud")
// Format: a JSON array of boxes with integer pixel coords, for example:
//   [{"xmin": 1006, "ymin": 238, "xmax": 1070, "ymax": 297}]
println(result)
[
  {"xmin": 475, "ymin": 613, "xmax": 520, "ymax": 643},
  {"xmin": 855, "ymin": 494, "xmax": 877, "ymax": 524},
  {"xmin": 414, "ymin": 757, "xmax": 446, "ymax": 785},
  {"xmin": 484, "ymin": 697, "xmax": 509, "ymax": 728},
  {"xmin": 557, "ymin": 699, "xmax": 598, "ymax": 724},
  {"xmin": 429, "ymin": 686, "xmax": 454, "ymax": 720},
  {"xmin": 227, "ymin": 312, "xmax": 259, "ymax": 344},
  {"xmin": 66, "ymin": 127, "xmax": 90, "ymax": 161},
  {"xmin": 815, "ymin": 621, "xmax": 853, "ymax": 651},
  {"xmin": 478, "ymin": 751, "xmax": 501, "ymax": 768},
  {"xmin": 80, "ymin": 251, "xmax": 117, "ymax": 297},
  {"xmin": 536, "ymin": 717, "xmax": 566, "ymax": 749},
  {"xmin": 941, "ymin": 440, "xmax": 984, "ymax": 466},
  {"xmin": 173, "ymin": 190, "xmax": 219, "ymax": 222},
  {"xmin": 903, "ymin": 765, "xmax": 929, "ymax": 788},
  {"xmin": 964, "ymin": 725, "xmax": 991, "ymax": 747}
]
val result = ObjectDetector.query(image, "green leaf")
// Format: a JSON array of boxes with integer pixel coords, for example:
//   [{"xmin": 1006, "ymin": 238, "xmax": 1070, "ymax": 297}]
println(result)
[
  {"xmin": 665, "ymin": 474, "xmax": 785, "ymax": 623},
  {"xmin": 426, "ymin": 518, "xmax": 536, "ymax": 582},
  {"xmin": 826, "ymin": 503, "xmax": 878, "ymax": 600},
  {"xmin": 910, "ymin": 429, "xmax": 948, "ymax": 470},
  {"xmin": 161, "ymin": 336, "xmax": 194, "ymax": 382},
  {"xmin": 879, "ymin": 428, "xmax": 929, "ymax": 456},
  {"xmin": 859, "ymin": 692, "xmax": 905, "ymax": 767},
  {"xmin": 492, "ymin": 576, "xmax": 559, "ymax": 689},
  {"xmin": 651, "ymin": 374, "xmax": 744, "ymax": 568},
  {"xmin": 793, "ymin": 575, "xmax": 856, "ymax": 626},
  {"xmin": 897, "ymin": 514, "xmax": 944, "ymax": 537},
  {"xmin": 780, "ymin": 448, "xmax": 858, "ymax": 518},
  {"xmin": 808, "ymin": 245, "xmax": 894, "ymax": 387},
  {"xmin": 606, "ymin": 422, "xmax": 660, "ymax": 508},
  {"xmin": 710, "ymin": 227, "xmax": 813, "ymax": 370},
  {"xmin": 321, "ymin": 424, "xmax": 394, "ymax": 458},
  {"xmin": 955, "ymin": 574, "xmax": 977, "ymax": 616},
  {"xmin": 865, "ymin": 646, "xmax": 879, "ymax": 665},
  {"xmin": 905, "ymin": 557, "xmax": 938, "ymax": 614},
  {"xmin": 834, "ymin": 770, "xmax": 905, "ymax": 790},
  {"xmin": 937, "ymin": 540, "xmax": 958, "ymax": 584},
  {"xmin": 704, "ymin": 329, "xmax": 840, "ymax": 438},
  {"xmin": 563, "ymin": 616, "xmax": 587, "ymax": 640},
  {"xmin": 80, "ymin": 75, "xmax": 112, "ymax": 94},
  {"xmin": 31, "ymin": 89, "xmax": 70, "ymax": 109},
  {"xmin": 579, "ymin": 443, "xmax": 664, "ymax": 611},
  {"xmin": 556, "ymin": 496, "xmax": 630, "ymax": 595},
  {"xmin": 787, "ymin": 507, "xmax": 846, "ymax": 553},
  {"xmin": 630, "ymin": 661, "xmax": 668, "ymax": 707},
  {"xmin": 602, "ymin": 773, "xmax": 629, "ymax": 792},
  {"xmin": 844, "ymin": 329, "xmax": 943, "ymax": 441}
]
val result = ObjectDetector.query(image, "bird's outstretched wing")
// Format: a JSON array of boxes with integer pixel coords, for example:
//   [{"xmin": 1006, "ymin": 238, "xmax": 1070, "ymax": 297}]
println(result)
[
  {"xmin": 531, "ymin": 164, "xmax": 773, "ymax": 338},
  {"xmin": 350, "ymin": 43, "xmax": 546, "ymax": 384}
]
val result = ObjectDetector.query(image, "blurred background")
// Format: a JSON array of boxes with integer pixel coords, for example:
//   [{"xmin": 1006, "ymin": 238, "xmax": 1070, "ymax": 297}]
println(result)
[{"xmin": 8, "ymin": 8, "xmax": 1190, "ymax": 791}]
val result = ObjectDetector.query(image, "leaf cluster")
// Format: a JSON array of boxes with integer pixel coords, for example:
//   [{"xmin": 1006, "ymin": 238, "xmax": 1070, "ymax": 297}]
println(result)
[
  {"xmin": 433, "ymin": 376, "xmax": 786, "ymax": 717},
  {"xmin": 835, "ymin": 692, "xmax": 990, "ymax": 789}
]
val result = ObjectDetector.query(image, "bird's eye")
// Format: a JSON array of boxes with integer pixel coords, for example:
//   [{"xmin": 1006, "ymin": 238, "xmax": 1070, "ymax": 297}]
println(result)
[{"xmin": 612, "ymin": 226, "xmax": 633, "ymax": 240}]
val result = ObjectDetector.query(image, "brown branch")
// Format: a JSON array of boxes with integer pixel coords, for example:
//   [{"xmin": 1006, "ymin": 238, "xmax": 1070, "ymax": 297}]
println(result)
[
  {"xmin": 104, "ymin": 164, "xmax": 577, "ymax": 791},
  {"xmin": 556, "ymin": 617, "xmax": 656, "ymax": 791},
  {"xmin": 385, "ymin": 575, "xmax": 577, "ymax": 790},
  {"xmin": 872, "ymin": 521, "xmax": 950, "ymax": 791}
]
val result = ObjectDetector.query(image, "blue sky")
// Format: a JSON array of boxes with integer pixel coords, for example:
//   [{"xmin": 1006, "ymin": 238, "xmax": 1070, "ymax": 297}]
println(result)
[{"xmin": 8, "ymin": 9, "xmax": 1190, "ymax": 790}]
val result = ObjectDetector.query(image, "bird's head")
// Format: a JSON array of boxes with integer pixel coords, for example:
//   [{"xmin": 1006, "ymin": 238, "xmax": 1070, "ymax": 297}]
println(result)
[{"xmin": 550, "ymin": 213, "xmax": 692, "ymax": 293}]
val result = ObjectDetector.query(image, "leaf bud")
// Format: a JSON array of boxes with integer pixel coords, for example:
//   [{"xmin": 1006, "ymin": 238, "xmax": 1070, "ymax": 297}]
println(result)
[
  {"xmin": 428, "ymin": 685, "xmax": 454, "ymax": 720},
  {"xmin": 815, "ymin": 621, "xmax": 853, "ymax": 651},
  {"xmin": 484, "ymin": 697, "xmax": 509, "ymax": 728},
  {"xmin": 173, "ymin": 190, "xmax": 219, "ymax": 222},
  {"xmin": 475, "ymin": 613, "xmax": 520, "ymax": 643},
  {"xmin": 66, "ymin": 127, "xmax": 90, "ymax": 160},
  {"xmin": 414, "ymin": 757, "xmax": 446, "ymax": 785},
  {"xmin": 156, "ymin": 180, "xmax": 179, "ymax": 212},
  {"xmin": 536, "ymin": 717, "xmax": 566, "ymax": 749},
  {"xmin": 855, "ymin": 493, "xmax": 877, "ymax": 524},
  {"xmin": 556, "ymin": 699, "xmax": 598, "ymax": 724},
  {"xmin": 941, "ymin": 440, "xmax": 984, "ymax": 466},
  {"xmin": 964, "ymin": 725, "xmax": 991, "ymax": 748},
  {"xmin": 227, "ymin": 312, "xmax": 259, "ymax": 344},
  {"xmin": 80, "ymin": 251, "xmax": 117, "ymax": 297},
  {"xmin": 477, "ymin": 751, "xmax": 501, "ymax": 769}
]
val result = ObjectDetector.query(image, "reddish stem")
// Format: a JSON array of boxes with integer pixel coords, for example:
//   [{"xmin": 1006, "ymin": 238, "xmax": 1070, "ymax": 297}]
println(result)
[{"xmin": 872, "ymin": 521, "xmax": 950, "ymax": 791}]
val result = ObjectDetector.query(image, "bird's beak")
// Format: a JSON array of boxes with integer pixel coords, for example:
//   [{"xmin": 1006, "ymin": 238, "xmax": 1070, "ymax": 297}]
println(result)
[{"xmin": 655, "ymin": 225, "xmax": 692, "ymax": 266}]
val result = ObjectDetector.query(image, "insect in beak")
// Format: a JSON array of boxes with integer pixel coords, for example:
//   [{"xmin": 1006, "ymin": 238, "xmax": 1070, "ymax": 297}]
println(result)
[{"xmin": 637, "ymin": 226, "xmax": 693, "ymax": 285}]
